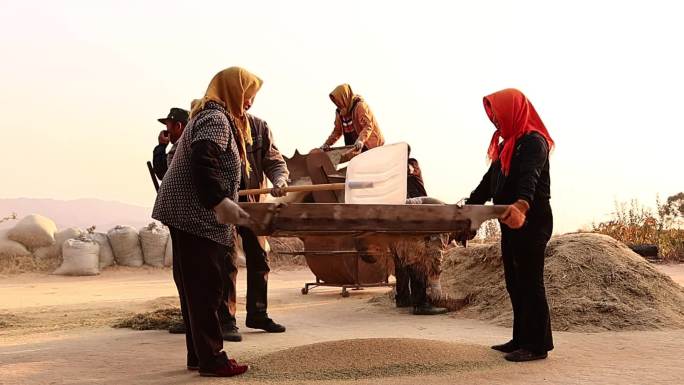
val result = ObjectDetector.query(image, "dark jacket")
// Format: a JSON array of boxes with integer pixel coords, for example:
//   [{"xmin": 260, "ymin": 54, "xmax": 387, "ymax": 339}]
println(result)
[
  {"xmin": 152, "ymin": 144, "xmax": 169, "ymax": 180},
  {"xmin": 407, "ymin": 174, "xmax": 427, "ymax": 199},
  {"xmin": 466, "ymin": 132, "xmax": 550, "ymax": 207},
  {"xmin": 153, "ymin": 114, "xmax": 289, "ymax": 203},
  {"xmin": 241, "ymin": 114, "xmax": 289, "ymax": 202}
]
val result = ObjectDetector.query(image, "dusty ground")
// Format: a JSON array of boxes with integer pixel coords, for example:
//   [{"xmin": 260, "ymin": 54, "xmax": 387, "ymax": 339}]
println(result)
[{"xmin": 1, "ymin": 264, "xmax": 683, "ymax": 385}]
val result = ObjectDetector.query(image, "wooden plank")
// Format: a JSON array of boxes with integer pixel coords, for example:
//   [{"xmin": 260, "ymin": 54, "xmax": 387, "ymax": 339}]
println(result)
[{"xmin": 238, "ymin": 203, "xmax": 506, "ymax": 236}]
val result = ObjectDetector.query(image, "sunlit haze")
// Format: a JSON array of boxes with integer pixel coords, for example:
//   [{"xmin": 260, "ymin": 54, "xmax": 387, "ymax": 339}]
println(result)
[{"xmin": 1, "ymin": 0, "xmax": 682, "ymax": 233}]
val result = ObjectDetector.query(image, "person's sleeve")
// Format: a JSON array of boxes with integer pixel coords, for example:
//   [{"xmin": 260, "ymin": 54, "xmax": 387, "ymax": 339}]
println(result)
[
  {"xmin": 190, "ymin": 140, "xmax": 228, "ymax": 210},
  {"xmin": 355, "ymin": 102, "xmax": 375, "ymax": 144},
  {"xmin": 324, "ymin": 114, "xmax": 343, "ymax": 146},
  {"xmin": 465, "ymin": 166, "xmax": 494, "ymax": 205},
  {"xmin": 189, "ymin": 112, "xmax": 234, "ymax": 209},
  {"xmin": 190, "ymin": 113, "xmax": 230, "ymax": 148},
  {"xmin": 515, "ymin": 135, "xmax": 549, "ymax": 205},
  {"xmin": 260, "ymin": 122, "xmax": 290, "ymax": 184},
  {"xmin": 152, "ymin": 144, "xmax": 168, "ymax": 179}
]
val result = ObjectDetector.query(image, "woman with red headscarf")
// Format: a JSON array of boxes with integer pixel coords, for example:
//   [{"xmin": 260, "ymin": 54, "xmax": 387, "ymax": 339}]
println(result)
[{"xmin": 466, "ymin": 88, "xmax": 554, "ymax": 362}]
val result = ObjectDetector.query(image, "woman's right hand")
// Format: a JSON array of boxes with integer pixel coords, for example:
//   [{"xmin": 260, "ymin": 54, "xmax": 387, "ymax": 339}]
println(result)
[{"xmin": 213, "ymin": 198, "xmax": 250, "ymax": 225}]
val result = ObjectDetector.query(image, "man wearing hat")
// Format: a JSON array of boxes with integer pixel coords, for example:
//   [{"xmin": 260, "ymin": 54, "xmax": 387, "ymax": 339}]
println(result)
[{"xmin": 152, "ymin": 107, "xmax": 189, "ymax": 179}]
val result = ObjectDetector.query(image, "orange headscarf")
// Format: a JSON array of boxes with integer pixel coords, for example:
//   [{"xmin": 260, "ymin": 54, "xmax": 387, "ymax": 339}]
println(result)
[
  {"xmin": 329, "ymin": 84, "xmax": 357, "ymax": 116},
  {"xmin": 484, "ymin": 88, "xmax": 554, "ymax": 175},
  {"xmin": 190, "ymin": 67, "xmax": 263, "ymax": 174}
]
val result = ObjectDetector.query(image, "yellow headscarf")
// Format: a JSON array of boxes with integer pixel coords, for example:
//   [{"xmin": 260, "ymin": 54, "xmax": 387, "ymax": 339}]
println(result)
[
  {"xmin": 190, "ymin": 67, "xmax": 263, "ymax": 174},
  {"xmin": 329, "ymin": 84, "xmax": 356, "ymax": 116}
]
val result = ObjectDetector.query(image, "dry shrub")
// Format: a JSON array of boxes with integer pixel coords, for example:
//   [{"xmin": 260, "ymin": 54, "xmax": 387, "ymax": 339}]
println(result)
[
  {"xmin": 440, "ymin": 233, "xmax": 684, "ymax": 332},
  {"xmin": 593, "ymin": 195, "xmax": 684, "ymax": 262},
  {"xmin": 0, "ymin": 212, "xmax": 17, "ymax": 225}
]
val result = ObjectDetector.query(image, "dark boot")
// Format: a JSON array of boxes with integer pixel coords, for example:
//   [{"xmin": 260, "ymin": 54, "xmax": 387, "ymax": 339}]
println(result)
[
  {"xmin": 246, "ymin": 314, "xmax": 286, "ymax": 333},
  {"xmin": 491, "ymin": 340, "xmax": 519, "ymax": 353},
  {"xmin": 394, "ymin": 261, "xmax": 411, "ymax": 308},
  {"xmin": 504, "ymin": 349, "xmax": 548, "ymax": 362},
  {"xmin": 221, "ymin": 322, "xmax": 242, "ymax": 342},
  {"xmin": 412, "ymin": 302, "xmax": 448, "ymax": 315}
]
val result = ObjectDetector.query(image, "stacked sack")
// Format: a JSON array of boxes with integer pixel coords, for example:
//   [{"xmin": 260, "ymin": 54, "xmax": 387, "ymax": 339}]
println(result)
[
  {"xmin": 7, "ymin": 214, "xmax": 57, "ymax": 250},
  {"xmin": 53, "ymin": 234, "xmax": 100, "ymax": 276},
  {"xmin": 85, "ymin": 227, "xmax": 115, "ymax": 269},
  {"xmin": 0, "ymin": 229, "xmax": 31, "ymax": 259},
  {"xmin": 34, "ymin": 227, "xmax": 83, "ymax": 260},
  {"xmin": 2, "ymin": 213, "xmax": 177, "ymax": 275},
  {"xmin": 139, "ymin": 222, "xmax": 169, "ymax": 267},
  {"xmin": 108, "ymin": 225, "xmax": 144, "ymax": 267}
]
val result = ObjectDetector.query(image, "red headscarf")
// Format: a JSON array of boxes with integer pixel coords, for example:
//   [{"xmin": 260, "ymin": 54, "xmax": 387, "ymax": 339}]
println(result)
[{"xmin": 483, "ymin": 88, "xmax": 554, "ymax": 175}]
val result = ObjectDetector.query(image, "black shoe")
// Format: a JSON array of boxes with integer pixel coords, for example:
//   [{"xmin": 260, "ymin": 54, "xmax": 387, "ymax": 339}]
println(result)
[
  {"xmin": 168, "ymin": 321, "xmax": 186, "ymax": 334},
  {"xmin": 221, "ymin": 323, "xmax": 243, "ymax": 342},
  {"xmin": 491, "ymin": 340, "xmax": 518, "ymax": 353},
  {"xmin": 395, "ymin": 298, "xmax": 412, "ymax": 308},
  {"xmin": 504, "ymin": 349, "xmax": 548, "ymax": 362},
  {"xmin": 245, "ymin": 316, "xmax": 286, "ymax": 333},
  {"xmin": 412, "ymin": 304, "xmax": 448, "ymax": 315},
  {"xmin": 187, "ymin": 354, "xmax": 199, "ymax": 370}
]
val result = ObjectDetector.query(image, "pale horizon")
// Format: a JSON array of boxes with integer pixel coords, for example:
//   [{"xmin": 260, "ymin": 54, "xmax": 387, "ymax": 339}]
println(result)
[{"xmin": 1, "ymin": 0, "xmax": 682, "ymax": 233}]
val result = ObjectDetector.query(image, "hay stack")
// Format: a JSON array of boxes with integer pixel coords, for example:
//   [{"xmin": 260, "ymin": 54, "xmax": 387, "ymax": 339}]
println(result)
[{"xmin": 441, "ymin": 233, "xmax": 684, "ymax": 332}]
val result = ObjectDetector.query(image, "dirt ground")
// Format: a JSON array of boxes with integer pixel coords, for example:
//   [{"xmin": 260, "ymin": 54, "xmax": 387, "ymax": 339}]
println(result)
[{"xmin": 1, "ymin": 265, "xmax": 683, "ymax": 385}]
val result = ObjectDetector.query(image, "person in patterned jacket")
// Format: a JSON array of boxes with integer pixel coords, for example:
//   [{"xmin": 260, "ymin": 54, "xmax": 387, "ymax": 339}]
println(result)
[{"xmin": 152, "ymin": 67, "xmax": 261, "ymax": 378}]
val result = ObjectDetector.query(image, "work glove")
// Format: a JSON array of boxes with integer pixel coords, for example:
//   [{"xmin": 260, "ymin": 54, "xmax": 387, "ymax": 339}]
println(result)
[
  {"xmin": 353, "ymin": 139, "xmax": 364, "ymax": 151},
  {"xmin": 319, "ymin": 143, "xmax": 331, "ymax": 151},
  {"xmin": 270, "ymin": 179, "xmax": 288, "ymax": 197},
  {"xmin": 213, "ymin": 197, "xmax": 250, "ymax": 225},
  {"xmin": 500, "ymin": 199, "xmax": 529, "ymax": 229}
]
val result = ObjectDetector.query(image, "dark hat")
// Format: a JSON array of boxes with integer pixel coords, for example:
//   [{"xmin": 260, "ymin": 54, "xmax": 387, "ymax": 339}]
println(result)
[{"xmin": 158, "ymin": 108, "xmax": 189, "ymax": 125}]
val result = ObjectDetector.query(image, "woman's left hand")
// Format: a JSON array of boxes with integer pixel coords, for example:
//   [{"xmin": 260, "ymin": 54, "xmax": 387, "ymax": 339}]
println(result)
[{"xmin": 500, "ymin": 200, "xmax": 529, "ymax": 229}]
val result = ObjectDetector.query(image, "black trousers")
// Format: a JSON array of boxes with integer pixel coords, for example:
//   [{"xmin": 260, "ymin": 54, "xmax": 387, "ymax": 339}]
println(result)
[
  {"xmin": 500, "ymin": 201, "xmax": 554, "ymax": 353},
  {"xmin": 395, "ymin": 261, "xmax": 428, "ymax": 306},
  {"xmin": 170, "ymin": 227, "xmax": 232, "ymax": 370},
  {"xmin": 212, "ymin": 227, "xmax": 270, "ymax": 325}
]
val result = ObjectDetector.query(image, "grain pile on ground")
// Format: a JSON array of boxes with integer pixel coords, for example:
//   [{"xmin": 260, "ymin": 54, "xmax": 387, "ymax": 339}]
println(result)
[
  {"xmin": 439, "ymin": 233, "xmax": 684, "ymax": 332},
  {"xmin": 246, "ymin": 338, "xmax": 501, "ymax": 381},
  {"xmin": 112, "ymin": 308, "xmax": 182, "ymax": 330}
]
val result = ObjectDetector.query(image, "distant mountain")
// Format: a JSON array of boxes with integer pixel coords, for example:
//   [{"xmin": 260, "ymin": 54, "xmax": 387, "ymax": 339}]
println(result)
[{"xmin": 0, "ymin": 198, "xmax": 153, "ymax": 231}]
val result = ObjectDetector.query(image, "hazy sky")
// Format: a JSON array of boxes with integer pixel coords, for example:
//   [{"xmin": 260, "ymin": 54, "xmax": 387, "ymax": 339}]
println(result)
[{"xmin": 1, "ymin": 0, "xmax": 682, "ymax": 233}]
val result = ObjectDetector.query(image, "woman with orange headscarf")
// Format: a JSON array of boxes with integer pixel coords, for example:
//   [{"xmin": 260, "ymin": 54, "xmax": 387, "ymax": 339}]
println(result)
[
  {"xmin": 320, "ymin": 84, "xmax": 385, "ymax": 153},
  {"xmin": 466, "ymin": 88, "xmax": 555, "ymax": 362},
  {"xmin": 152, "ymin": 67, "xmax": 261, "ymax": 377}
]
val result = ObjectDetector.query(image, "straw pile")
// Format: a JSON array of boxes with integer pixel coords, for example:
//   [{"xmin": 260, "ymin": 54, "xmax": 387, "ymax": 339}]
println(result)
[{"xmin": 439, "ymin": 233, "xmax": 684, "ymax": 332}]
